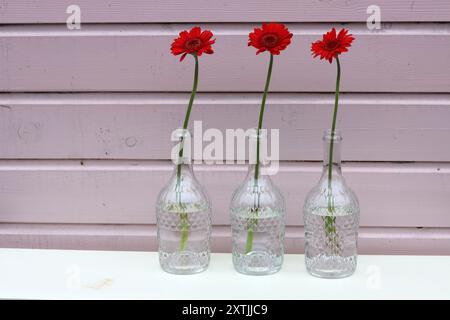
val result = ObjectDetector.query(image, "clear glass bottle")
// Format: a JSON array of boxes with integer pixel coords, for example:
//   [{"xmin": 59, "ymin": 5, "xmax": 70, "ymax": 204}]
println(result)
[
  {"xmin": 303, "ymin": 129, "xmax": 360, "ymax": 278},
  {"xmin": 230, "ymin": 129, "xmax": 285, "ymax": 275},
  {"xmin": 156, "ymin": 129, "xmax": 211, "ymax": 274}
]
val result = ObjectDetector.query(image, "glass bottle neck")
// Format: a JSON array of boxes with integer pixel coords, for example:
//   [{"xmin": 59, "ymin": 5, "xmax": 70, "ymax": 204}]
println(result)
[
  {"xmin": 322, "ymin": 130, "xmax": 342, "ymax": 170},
  {"xmin": 174, "ymin": 162, "xmax": 193, "ymax": 172},
  {"xmin": 247, "ymin": 163, "xmax": 272, "ymax": 182},
  {"xmin": 172, "ymin": 128, "xmax": 193, "ymax": 173}
]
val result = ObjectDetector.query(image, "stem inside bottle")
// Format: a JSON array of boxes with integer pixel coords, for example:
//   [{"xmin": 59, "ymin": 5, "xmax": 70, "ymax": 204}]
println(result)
[
  {"xmin": 246, "ymin": 129, "xmax": 269, "ymax": 254},
  {"xmin": 173, "ymin": 129, "xmax": 193, "ymax": 252},
  {"xmin": 323, "ymin": 129, "xmax": 343, "ymax": 254}
]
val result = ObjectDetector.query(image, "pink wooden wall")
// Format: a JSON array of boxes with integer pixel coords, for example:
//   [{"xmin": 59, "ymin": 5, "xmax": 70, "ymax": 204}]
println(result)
[{"xmin": 0, "ymin": 1, "xmax": 449, "ymax": 254}]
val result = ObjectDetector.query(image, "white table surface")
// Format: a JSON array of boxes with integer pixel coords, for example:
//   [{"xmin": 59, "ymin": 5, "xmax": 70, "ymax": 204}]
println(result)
[{"xmin": 0, "ymin": 249, "xmax": 449, "ymax": 300}]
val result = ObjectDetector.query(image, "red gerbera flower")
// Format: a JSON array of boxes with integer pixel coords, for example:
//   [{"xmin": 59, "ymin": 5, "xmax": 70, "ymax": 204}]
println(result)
[
  {"xmin": 170, "ymin": 26, "xmax": 215, "ymax": 61},
  {"xmin": 248, "ymin": 23, "xmax": 293, "ymax": 55},
  {"xmin": 311, "ymin": 28, "xmax": 354, "ymax": 63}
]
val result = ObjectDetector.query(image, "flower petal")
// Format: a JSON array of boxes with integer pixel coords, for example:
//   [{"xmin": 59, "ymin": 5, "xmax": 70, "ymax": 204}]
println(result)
[
  {"xmin": 311, "ymin": 27, "xmax": 355, "ymax": 63},
  {"xmin": 248, "ymin": 22, "xmax": 293, "ymax": 55},
  {"xmin": 170, "ymin": 26, "xmax": 215, "ymax": 60}
]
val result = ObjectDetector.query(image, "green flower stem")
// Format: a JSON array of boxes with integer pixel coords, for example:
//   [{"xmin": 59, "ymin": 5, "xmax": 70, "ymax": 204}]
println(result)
[
  {"xmin": 244, "ymin": 221, "xmax": 255, "ymax": 254},
  {"xmin": 254, "ymin": 53, "xmax": 273, "ymax": 181},
  {"xmin": 325, "ymin": 56, "xmax": 341, "ymax": 245},
  {"xmin": 246, "ymin": 53, "xmax": 274, "ymax": 254},
  {"xmin": 177, "ymin": 53, "xmax": 199, "ymax": 179},
  {"xmin": 177, "ymin": 53, "xmax": 199, "ymax": 251},
  {"xmin": 179, "ymin": 212, "xmax": 189, "ymax": 251}
]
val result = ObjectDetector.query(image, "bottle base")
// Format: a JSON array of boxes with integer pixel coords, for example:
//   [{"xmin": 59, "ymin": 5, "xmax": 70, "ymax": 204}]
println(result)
[
  {"xmin": 233, "ymin": 251, "xmax": 282, "ymax": 276},
  {"xmin": 159, "ymin": 250, "xmax": 209, "ymax": 275},
  {"xmin": 305, "ymin": 254, "xmax": 357, "ymax": 279}
]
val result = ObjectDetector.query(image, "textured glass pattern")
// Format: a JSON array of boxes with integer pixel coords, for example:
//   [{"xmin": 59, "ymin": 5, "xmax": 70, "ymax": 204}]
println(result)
[
  {"xmin": 156, "ymin": 164, "xmax": 212, "ymax": 274},
  {"xmin": 230, "ymin": 163, "xmax": 285, "ymax": 275},
  {"xmin": 156, "ymin": 131, "xmax": 211, "ymax": 274},
  {"xmin": 303, "ymin": 130, "xmax": 360, "ymax": 278},
  {"xmin": 304, "ymin": 208, "xmax": 358, "ymax": 278},
  {"xmin": 157, "ymin": 207, "xmax": 211, "ymax": 274}
]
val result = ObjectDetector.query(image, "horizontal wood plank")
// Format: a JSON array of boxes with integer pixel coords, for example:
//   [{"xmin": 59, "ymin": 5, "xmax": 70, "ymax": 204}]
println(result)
[
  {"xmin": 0, "ymin": 160, "xmax": 448, "ymax": 227},
  {"xmin": 1, "ymin": 223, "xmax": 449, "ymax": 255},
  {"xmin": 1, "ymin": 24, "xmax": 449, "ymax": 92},
  {"xmin": 1, "ymin": 1, "xmax": 450, "ymax": 23},
  {"xmin": 1, "ymin": 93, "xmax": 450, "ymax": 161}
]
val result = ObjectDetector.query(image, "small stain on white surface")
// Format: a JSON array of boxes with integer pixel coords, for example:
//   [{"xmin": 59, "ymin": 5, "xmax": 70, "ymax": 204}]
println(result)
[{"xmin": 84, "ymin": 278, "xmax": 114, "ymax": 290}]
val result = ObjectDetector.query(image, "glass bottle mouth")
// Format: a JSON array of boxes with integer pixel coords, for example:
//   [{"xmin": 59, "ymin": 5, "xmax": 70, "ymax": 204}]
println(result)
[
  {"xmin": 172, "ymin": 128, "xmax": 192, "ymax": 141},
  {"xmin": 248, "ymin": 128, "xmax": 272, "ymax": 169},
  {"xmin": 323, "ymin": 129, "xmax": 343, "ymax": 142},
  {"xmin": 171, "ymin": 128, "xmax": 192, "ymax": 165},
  {"xmin": 248, "ymin": 128, "xmax": 268, "ymax": 141}
]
